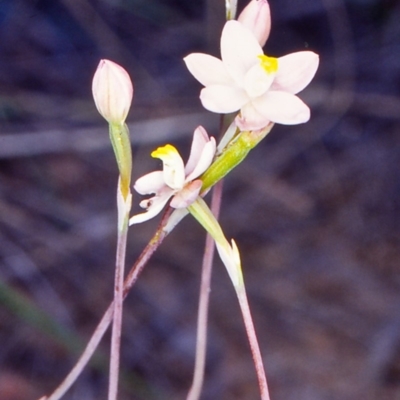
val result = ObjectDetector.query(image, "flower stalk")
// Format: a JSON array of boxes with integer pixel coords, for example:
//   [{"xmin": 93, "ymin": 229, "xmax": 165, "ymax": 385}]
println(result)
[
  {"xmin": 186, "ymin": 181, "xmax": 223, "ymax": 400},
  {"xmin": 110, "ymin": 123, "xmax": 132, "ymax": 201},
  {"xmin": 201, "ymin": 123, "xmax": 274, "ymax": 192},
  {"xmin": 108, "ymin": 183, "xmax": 131, "ymax": 400},
  {"xmin": 237, "ymin": 288, "xmax": 270, "ymax": 400},
  {"xmin": 187, "ymin": 197, "xmax": 270, "ymax": 400},
  {"xmin": 107, "ymin": 114, "xmax": 132, "ymax": 400},
  {"xmin": 92, "ymin": 59, "xmax": 134, "ymax": 400}
]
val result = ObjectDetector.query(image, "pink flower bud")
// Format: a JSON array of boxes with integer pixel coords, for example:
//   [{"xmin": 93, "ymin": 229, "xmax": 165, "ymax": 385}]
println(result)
[
  {"xmin": 238, "ymin": 0, "xmax": 271, "ymax": 47},
  {"xmin": 92, "ymin": 59, "xmax": 133, "ymax": 124}
]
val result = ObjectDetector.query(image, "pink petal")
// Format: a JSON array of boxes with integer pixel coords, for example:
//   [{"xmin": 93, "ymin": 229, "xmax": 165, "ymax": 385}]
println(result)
[
  {"xmin": 183, "ymin": 54, "xmax": 232, "ymax": 87},
  {"xmin": 200, "ymin": 85, "xmax": 248, "ymax": 113},
  {"xmin": 238, "ymin": 0, "xmax": 271, "ymax": 47},
  {"xmin": 253, "ymin": 91, "xmax": 310, "ymax": 125},
  {"xmin": 221, "ymin": 20, "xmax": 263, "ymax": 85},
  {"xmin": 272, "ymin": 51, "xmax": 319, "ymax": 94},
  {"xmin": 170, "ymin": 180, "xmax": 202, "ymax": 209},
  {"xmin": 186, "ymin": 137, "xmax": 216, "ymax": 181},
  {"xmin": 134, "ymin": 171, "xmax": 165, "ymax": 195},
  {"xmin": 185, "ymin": 126, "xmax": 209, "ymax": 176}
]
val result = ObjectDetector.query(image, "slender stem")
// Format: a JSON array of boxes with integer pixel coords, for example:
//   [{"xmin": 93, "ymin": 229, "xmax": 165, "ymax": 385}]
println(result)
[
  {"xmin": 108, "ymin": 212, "xmax": 129, "ymax": 400},
  {"xmin": 42, "ymin": 208, "xmax": 172, "ymax": 400},
  {"xmin": 44, "ymin": 304, "xmax": 113, "ymax": 400},
  {"xmin": 108, "ymin": 121, "xmax": 132, "ymax": 400},
  {"xmin": 236, "ymin": 288, "xmax": 270, "ymax": 400},
  {"xmin": 187, "ymin": 180, "xmax": 224, "ymax": 400}
]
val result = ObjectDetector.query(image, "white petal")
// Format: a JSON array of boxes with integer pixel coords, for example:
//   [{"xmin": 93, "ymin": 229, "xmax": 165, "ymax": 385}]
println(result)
[
  {"xmin": 129, "ymin": 192, "xmax": 172, "ymax": 225},
  {"xmin": 186, "ymin": 137, "xmax": 216, "ymax": 181},
  {"xmin": 200, "ymin": 85, "xmax": 248, "ymax": 113},
  {"xmin": 183, "ymin": 54, "xmax": 233, "ymax": 86},
  {"xmin": 221, "ymin": 20, "xmax": 263, "ymax": 86},
  {"xmin": 253, "ymin": 91, "xmax": 310, "ymax": 125},
  {"xmin": 272, "ymin": 51, "xmax": 319, "ymax": 94},
  {"xmin": 134, "ymin": 171, "xmax": 165, "ymax": 195},
  {"xmin": 185, "ymin": 126, "xmax": 209, "ymax": 176}
]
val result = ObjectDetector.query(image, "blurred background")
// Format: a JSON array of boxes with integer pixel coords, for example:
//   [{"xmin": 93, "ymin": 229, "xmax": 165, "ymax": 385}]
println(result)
[{"xmin": 0, "ymin": 0, "xmax": 400, "ymax": 399}]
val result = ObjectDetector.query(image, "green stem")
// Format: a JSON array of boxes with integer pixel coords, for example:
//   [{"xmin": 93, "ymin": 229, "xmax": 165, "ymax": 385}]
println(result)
[
  {"xmin": 187, "ymin": 198, "xmax": 225, "ymax": 240},
  {"xmin": 201, "ymin": 123, "xmax": 273, "ymax": 192},
  {"xmin": 108, "ymin": 187, "xmax": 131, "ymax": 400},
  {"xmin": 109, "ymin": 123, "xmax": 132, "ymax": 199}
]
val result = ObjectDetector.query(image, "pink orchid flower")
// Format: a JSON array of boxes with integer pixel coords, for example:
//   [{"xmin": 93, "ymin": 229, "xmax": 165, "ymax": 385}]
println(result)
[
  {"xmin": 129, "ymin": 126, "xmax": 216, "ymax": 225},
  {"xmin": 184, "ymin": 20, "xmax": 319, "ymax": 131}
]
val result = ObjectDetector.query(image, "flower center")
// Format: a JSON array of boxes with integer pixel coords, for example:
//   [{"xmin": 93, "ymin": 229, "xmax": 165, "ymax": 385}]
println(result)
[
  {"xmin": 258, "ymin": 55, "xmax": 278, "ymax": 74},
  {"xmin": 244, "ymin": 55, "xmax": 277, "ymax": 99}
]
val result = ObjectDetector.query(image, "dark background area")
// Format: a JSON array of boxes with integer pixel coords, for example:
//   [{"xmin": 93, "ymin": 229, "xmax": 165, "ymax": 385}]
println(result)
[{"xmin": 0, "ymin": 0, "xmax": 400, "ymax": 399}]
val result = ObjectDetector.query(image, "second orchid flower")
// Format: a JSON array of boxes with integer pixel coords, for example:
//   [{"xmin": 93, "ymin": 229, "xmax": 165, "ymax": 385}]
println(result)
[
  {"xmin": 129, "ymin": 126, "xmax": 216, "ymax": 225},
  {"xmin": 184, "ymin": 20, "xmax": 319, "ymax": 131}
]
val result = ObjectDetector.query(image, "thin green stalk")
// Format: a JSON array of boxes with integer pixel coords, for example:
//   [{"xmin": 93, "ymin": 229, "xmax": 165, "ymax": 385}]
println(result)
[
  {"xmin": 108, "ymin": 121, "xmax": 132, "ymax": 400},
  {"xmin": 189, "ymin": 184, "xmax": 271, "ymax": 400},
  {"xmin": 108, "ymin": 193, "xmax": 130, "ymax": 400},
  {"xmin": 109, "ymin": 123, "xmax": 132, "ymax": 199},
  {"xmin": 201, "ymin": 123, "xmax": 273, "ymax": 192}
]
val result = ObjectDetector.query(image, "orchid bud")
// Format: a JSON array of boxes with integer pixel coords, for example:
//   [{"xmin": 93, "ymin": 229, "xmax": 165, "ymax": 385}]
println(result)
[
  {"xmin": 92, "ymin": 59, "xmax": 133, "ymax": 124},
  {"xmin": 238, "ymin": 0, "xmax": 271, "ymax": 47}
]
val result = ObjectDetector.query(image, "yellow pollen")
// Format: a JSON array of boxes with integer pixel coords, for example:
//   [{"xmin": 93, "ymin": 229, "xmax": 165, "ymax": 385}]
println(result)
[
  {"xmin": 151, "ymin": 144, "xmax": 178, "ymax": 159},
  {"xmin": 258, "ymin": 55, "xmax": 278, "ymax": 74}
]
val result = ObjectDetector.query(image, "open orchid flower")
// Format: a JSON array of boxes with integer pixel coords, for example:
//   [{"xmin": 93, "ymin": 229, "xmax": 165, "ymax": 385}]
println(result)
[
  {"xmin": 184, "ymin": 20, "xmax": 319, "ymax": 131},
  {"xmin": 129, "ymin": 126, "xmax": 216, "ymax": 225}
]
